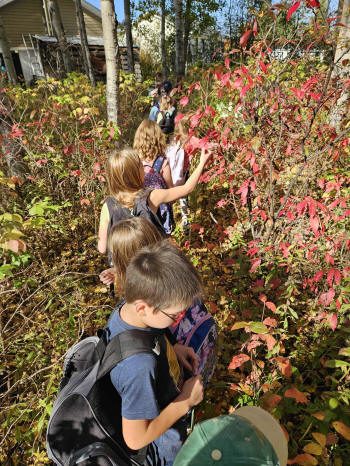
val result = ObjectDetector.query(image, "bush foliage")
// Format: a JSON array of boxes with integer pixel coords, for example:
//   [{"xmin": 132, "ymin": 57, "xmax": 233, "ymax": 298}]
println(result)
[{"xmin": 1, "ymin": 4, "xmax": 350, "ymax": 466}]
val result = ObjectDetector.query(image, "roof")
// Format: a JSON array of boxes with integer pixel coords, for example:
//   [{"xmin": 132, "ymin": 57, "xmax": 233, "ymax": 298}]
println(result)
[
  {"xmin": 33, "ymin": 34, "xmax": 104, "ymax": 46},
  {"xmin": 32, "ymin": 34, "xmax": 140, "ymax": 49},
  {"xmin": 0, "ymin": 0, "xmax": 101, "ymax": 18}
]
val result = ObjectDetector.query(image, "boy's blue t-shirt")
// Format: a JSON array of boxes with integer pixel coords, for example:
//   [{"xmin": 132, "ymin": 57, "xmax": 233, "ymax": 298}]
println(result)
[{"xmin": 107, "ymin": 305, "xmax": 187, "ymax": 466}]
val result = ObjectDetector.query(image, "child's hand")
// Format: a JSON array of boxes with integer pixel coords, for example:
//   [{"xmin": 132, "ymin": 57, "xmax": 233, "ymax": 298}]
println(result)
[
  {"xmin": 99, "ymin": 268, "xmax": 115, "ymax": 285},
  {"xmin": 173, "ymin": 343, "xmax": 199, "ymax": 374},
  {"xmin": 199, "ymin": 147, "xmax": 214, "ymax": 165},
  {"xmin": 180, "ymin": 375, "xmax": 204, "ymax": 408}
]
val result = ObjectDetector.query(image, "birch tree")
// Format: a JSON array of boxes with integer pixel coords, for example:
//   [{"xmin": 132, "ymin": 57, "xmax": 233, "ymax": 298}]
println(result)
[
  {"xmin": 101, "ymin": 0, "xmax": 119, "ymax": 123},
  {"xmin": 0, "ymin": 16, "xmax": 17, "ymax": 84},
  {"xmin": 74, "ymin": 0, "xmax": 95, "ymax": 86}
]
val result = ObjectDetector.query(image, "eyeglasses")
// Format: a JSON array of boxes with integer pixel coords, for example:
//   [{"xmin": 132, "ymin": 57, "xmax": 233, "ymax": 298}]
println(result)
[{"xmin": 159, "ymin": 309, "xmax": 186, "ymax": 323}]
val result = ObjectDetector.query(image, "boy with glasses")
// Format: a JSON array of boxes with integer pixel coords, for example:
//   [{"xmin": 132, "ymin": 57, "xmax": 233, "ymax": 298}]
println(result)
[{"xmin": 106, "ymin": 241, "xmax": 204, "ymax": 465}]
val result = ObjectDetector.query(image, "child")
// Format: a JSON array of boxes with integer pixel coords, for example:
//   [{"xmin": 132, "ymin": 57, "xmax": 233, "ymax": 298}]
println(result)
[
  {"xmin": 97, "ymin": 146, "xmax": 212, "ymax": 255},
  {"xmin": 148, "ymin": 88, "xmax": 160, "ymax": 122},
  {"xmin": 157, "ymin": 95, "xmax": 176, "ymax": 134},
  {"xmin": 102, "ymin": 216, "xmax": 217, "ymax": 383},
  {"xmin": 134, "ymin": 119, "xmax": 174, "ymax": 233},
  {"xmin": 106, "ymin": 241, "xmax": 204, "ymax": 465},
  {"xmin": 166, "ymin": 119, "xmax": 191, "ymax": 228}
]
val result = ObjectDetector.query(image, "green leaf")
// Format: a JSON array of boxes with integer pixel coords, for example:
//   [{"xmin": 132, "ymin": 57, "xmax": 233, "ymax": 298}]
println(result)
[
  {"xmin": 325, "ymin": 359, "xmax": 350, "ymax": 368},
  {"xmin": 231, "ymin": 321, "xmax": 249, "ymax": 330},
  {"xmin": 249, "ymin": 322, "xmax": 269, "ymax": 334}
]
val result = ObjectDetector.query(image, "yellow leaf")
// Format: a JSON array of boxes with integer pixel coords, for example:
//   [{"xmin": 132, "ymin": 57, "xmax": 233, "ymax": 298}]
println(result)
[
  {"xmin": 311, "ymin": 432, "xmax": 326, "ymax": 448},
  {"xmin": 332, "ymin": 421, "xmax": 350, "ymax": 441},
  {"xmin": 312, "ymin": 412, "xmax": 325, "ymax": 421},
  {"xmin": 303, "ymin": 442, "xmax": 322, "ymax": 456}
]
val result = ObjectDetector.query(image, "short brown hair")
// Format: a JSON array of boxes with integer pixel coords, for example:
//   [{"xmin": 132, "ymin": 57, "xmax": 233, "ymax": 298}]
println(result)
[
  {"xmin": 125, "ymin": 240, "xmax": 202, "ymax": 310},
  {"xmin": 133, "ymin": 119, "xmax": 166, "ymax": 162},
  {"xmin": 106, "ymin": 148, "xmax": 144, "ymax": 207},
  {"xmin": 108, "ymin": 217, "xmax": 163, "ymax": 292}
]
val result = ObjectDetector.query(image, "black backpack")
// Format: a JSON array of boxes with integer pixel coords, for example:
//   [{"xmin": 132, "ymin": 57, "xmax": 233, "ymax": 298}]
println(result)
[
  {"xmin": 106, "ymin": 191, "xmax": 166, "ymax": 238},
  {"xmin": 46, "ymin": 329, "xmax": 162, "ymax": 465}
]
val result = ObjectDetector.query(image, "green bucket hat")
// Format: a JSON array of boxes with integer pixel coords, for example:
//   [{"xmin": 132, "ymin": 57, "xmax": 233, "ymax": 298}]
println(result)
[{"xmin": 174, "ymin": 407, "xmax": 288, "ymax": 466}]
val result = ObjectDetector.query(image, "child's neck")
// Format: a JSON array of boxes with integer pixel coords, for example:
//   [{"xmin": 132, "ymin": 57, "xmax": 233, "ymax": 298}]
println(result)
[{"xmin": 120, "ymin": 302, "xmax": 148, "ymax": 328}]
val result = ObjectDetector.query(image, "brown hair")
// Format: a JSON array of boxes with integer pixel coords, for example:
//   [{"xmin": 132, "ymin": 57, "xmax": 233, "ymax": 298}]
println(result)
[
  {"xmin": 108, "ymin": 217, "xmax": 163, "ymax": 292},
  {"xmin": 125, "ymin": 240, "xmax": 202, "ymax": 310},
  {"xmin": 133, "ymin": 119, "xmax": 166, "ymax": 162},
  {"xmin": 106, "ymin": 148, "xmax": 144, "ymax": 208}
]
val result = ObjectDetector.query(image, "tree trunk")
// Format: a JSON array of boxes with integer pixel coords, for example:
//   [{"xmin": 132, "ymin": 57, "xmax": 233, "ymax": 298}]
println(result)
[
  {"xmin": 183, "ymin": 0, "xmax": 192, "ymax": 67},
  {"xmin": 330, "ymin": 0, "xmax": 350, "ymax": 129},
  {"xmin": 123, "ymin": 0, "xmax": 134, "ymax": 73},
  {"xmin": 160, "ymin": 0, "xmax": 167, "ymax": 79},
  {"xmin": 101, "ymin": 0, "xmax": 118, "ymax": 123},
  {"xmin": 47, "ymin": 0, "xmax": 72, "ymax": 74},
  {"xmin": 74, "ymin": 0, "xmax": 95, "ymax": 86},
  {"xmin": 0, "ymin": 16, "xmax": 17, "ymax": 85},
  {"xmin": 174, "ymin": 0, "xmax": 185, "ymax": 78}
]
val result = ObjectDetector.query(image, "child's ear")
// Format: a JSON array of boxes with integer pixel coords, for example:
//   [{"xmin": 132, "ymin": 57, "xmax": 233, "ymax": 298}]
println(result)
[{"xmin": 134, "ymin": 300, "xmax": 150, "ymax": 316}]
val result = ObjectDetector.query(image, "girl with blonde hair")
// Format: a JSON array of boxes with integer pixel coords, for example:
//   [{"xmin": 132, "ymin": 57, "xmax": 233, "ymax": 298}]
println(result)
[{"xmin": 97, "ymin": 145, "xmax": 213, "ymax": 255}]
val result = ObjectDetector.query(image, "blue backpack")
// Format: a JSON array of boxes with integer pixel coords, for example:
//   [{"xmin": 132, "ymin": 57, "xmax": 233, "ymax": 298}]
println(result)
[{"xmin": 143, "ymin": 156, "xmax": 175, "ymax": 235}]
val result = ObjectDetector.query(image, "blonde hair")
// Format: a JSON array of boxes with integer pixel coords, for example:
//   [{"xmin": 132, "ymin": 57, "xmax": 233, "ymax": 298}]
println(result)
[
  {"xmin": 160, "ymin": 95, "xmax": 173, "ymax": 112},
  {"xmin": 174, "ymin": 119, "xmax": 189, "ymax": 145},
  {"xmin": 106, "ymin": 148, "xmax": 144, "ymax": 208},
  {"xmin": 108, "ymin": 217, "xmax": 164, "ymax": 292},
  {"xmin": 133, "ymin": 119, "xmax": 166, "ymax": 162}
]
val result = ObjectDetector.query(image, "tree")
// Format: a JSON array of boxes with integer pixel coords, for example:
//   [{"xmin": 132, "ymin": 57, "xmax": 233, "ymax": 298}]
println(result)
[
  {"xmin": 174, "ymin": 0, "xmax": 185, "ymax": 77},
  {"xmin": 47, "ymin": 0, "xmax": 72, "ymax": 74},
  {"xmin": 124, "ymin": 0, "xmax": 135, "ymax": 73},
  {"xmin": 101, "ymin": 0, "xmax": 119, "ymax": 123},
  {"xmin": 74, "ymin": 0, "xmax": 95, "ymax": 86},
  {"xmin": 161, "ymin": 0, "xmax": 168, "ymax": 79},
  {"xmin": 330, "ymin": 0, "xmax": 350, "ymax": 129},
  {"xmin": 0, "ymin": 15, "xmax": 17, "ymax": 84}
]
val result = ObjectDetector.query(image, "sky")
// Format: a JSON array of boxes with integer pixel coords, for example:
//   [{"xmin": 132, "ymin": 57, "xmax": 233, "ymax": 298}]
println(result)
[{"xmin": 88, "ymin": 1, "xmax": 125, "ymax": 21}]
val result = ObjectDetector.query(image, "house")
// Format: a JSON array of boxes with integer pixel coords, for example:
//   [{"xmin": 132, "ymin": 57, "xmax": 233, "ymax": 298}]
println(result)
[{"xmin": 0, "ymin": 0, "xmax": 140, "ymax": 84}]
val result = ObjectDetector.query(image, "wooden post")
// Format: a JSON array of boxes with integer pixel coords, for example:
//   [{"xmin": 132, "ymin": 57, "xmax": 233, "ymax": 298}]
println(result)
[
  {"xmin": 47, "ymin": 0, "xmax": 72, "ymax": 74},
  {"xmin": 174, "ymin": 0, "xmax": 185, "ymax": 78},
  {"xmin": 0, "ymin": 16, "xmax": 17, "ymax": 85},
  {"xmin": 74, "ymin": 0, "xmax": 95, "ymax": 86},
  {"xmin": 101, "ymin": 0, "xmax": 118, "ymax": 123}
]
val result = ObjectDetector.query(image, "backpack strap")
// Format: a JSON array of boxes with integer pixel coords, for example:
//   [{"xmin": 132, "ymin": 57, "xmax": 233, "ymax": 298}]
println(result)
[
  {"xmin": 152, "ymin": 156, "xmax": 165, "ymax": 173},
  {"xmin": 97, "ymin": 329, "xmax": 160, "ymax": 380}
]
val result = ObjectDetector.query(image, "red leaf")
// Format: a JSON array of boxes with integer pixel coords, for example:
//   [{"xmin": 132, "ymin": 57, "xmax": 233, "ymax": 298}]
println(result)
[
  {"xmin": 287, "ymin": 1, "xmax": 301, "ymax": 21},
  {"xmin": 259, "ymin": 60, "xmax": 268, "ymax": 73},
  {"xmin": 325, "ymin": 253, "xmax": 335, "ymax": 265},
  {"xmin": 252, "ymin": 19, "xmax": 258, "ymax": 36},
  {"xmin": 284, "ymin": 386, "xmax": 309, "ymax": 404},
  {"xmin": 239, "ymin": 29, "xmax": 252, "ymax": 48},
  {"xmin": 228, "ymin": 353, "xmax": 250, "ymax": 370},
  {"xmin": 259, "ymin": 294, "xmax": 267, "ymax": 303},
  {"xmin": 263, "ymin": 317, "xmax": 278, "ymax": 328},
  {"xmin": 179, "ymin": 95, "xmax": 189, "ymax": 107},
  {"xmin": 306, "ymin": 0, "xmax": 320, "ymax": 7},
  {"xmin": 310, "ymin": 216, "xmax": 319, "ymax": 234},
  {"xmin": 266, "ymin": 301, "xmax": 277, "ymax": 312},
  {"xmin": 249, "ymin": 258, "xmax": 261, "ymax": 273},
  {"xmin": 327, "ymin": 313, "xmax": 338, "ymax": 331},
  {"xmin": 175, "ymin": 113, "xmax": 185, "ymax": 124},
  {"xmin": 318, "ymin": 288, "xmax": 335, "ymax": 307},
  {"xmin": 224, "ymin": 57, "xmax": 230, "ymax": 69},
  {"xmin": 275, "ymin": 356, "xmax": 292, "ymax": 378}
]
